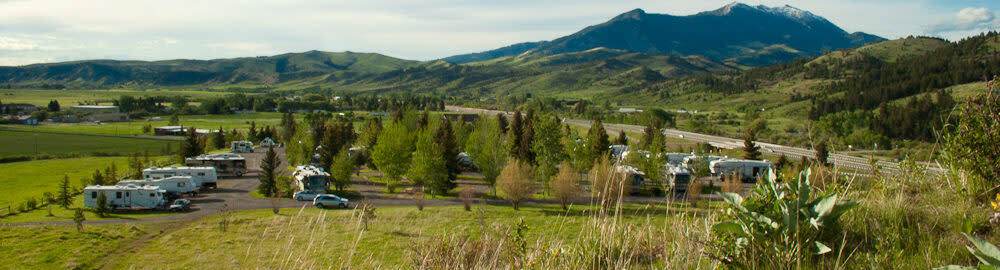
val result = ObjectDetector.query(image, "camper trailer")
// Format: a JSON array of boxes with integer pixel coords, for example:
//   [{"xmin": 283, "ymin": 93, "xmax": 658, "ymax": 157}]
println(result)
[
  {"xmin": 609, "ymin": 145, "xmax": 629, "ymax": 161},
  {"xmin": 260, "ymin": 137, "xmax": 276, "ymax": 148},
  {"xmin": 664, "ymin": 153, "xmax": 694, "ymax": 166},
  {"xmin": 666, "ymin": 165, "xmax": 693, "ymax": 193},
  {"xmin": 616, "ymin": 165, "xmax": 646, "ymax": 195},
  {"xmin": 292, "ymin": 165, "xmax": 330, "ymax": 193},
  {"xmin": 118, "ymin": 176, "xmax": 197, "ymax": 197},
  {"xmin": 185, "ymin": 154, "xmax": 248, "ymax": 177},
  {"xmin": 709, "ymin": 159, "xmax": 774, "ymax": 183},
  {"xmin": 681, "ymin": 155, "xmax": 727, "ymax": 170},
  {"xmin": 231, "ymin": 141, "xmax": 254, "ymax": 153},
  {"xmin": 84, "ymin": 185, "xmax": 166, "ymax": 209},
  {"xmin": 143, "ymin": 167, "xmax": 218, "ymax": 189}
]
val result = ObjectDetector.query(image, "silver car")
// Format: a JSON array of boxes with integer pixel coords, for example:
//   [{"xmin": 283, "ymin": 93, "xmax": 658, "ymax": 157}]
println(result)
[{"xmin": 313, "ymin": 194, "xmax": 349, "ymax": 209}]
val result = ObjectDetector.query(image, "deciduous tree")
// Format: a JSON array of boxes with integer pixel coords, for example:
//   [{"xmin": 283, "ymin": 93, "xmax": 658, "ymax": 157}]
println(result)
[
  {"xmin": 496, "ymin": 158, "xmax": 535, "ymax": 210},
  {"xmin": 551, "ymin": 162, "xmax": 580, "ymax": 210},
  {"xmin": 372, "ymin": 122, "xmax": 414, "ymax": 193}
]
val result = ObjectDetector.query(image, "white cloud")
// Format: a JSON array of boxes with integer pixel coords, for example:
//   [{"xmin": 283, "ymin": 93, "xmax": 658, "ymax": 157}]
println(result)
[
  {"xmin": 0, "ymin": 36, "xmax": 37, "ymax": 50},
  {"xmin": 924, "ymin": 7, "xmax": 996, "ymax": 34}
]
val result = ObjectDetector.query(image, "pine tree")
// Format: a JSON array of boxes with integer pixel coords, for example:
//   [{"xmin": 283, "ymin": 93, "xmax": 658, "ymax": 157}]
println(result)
[
  {"xmin": 58, "ymin": 174, "xmax": 71, "ymax": 208},
  {"xmin": 497, "ymin": 113, "xmax": 509, "ymax": 134},
  {"xmin": 508, "ymin": 110, "xmax": 523, "ymax": 156},
  {"xmin": 519, "ymin": 109, "xmax": 535, "ymax": 163},
  {"xmin": 213, "ymin": 126, "xmax": 226, "ymax": 149},
  {"xmin": 587, "ymin": 116, "xmax": 610, "ymax": 162},
  {"xmin": 95, "ymin": 192, "xmax": 110, "ymax": 217},
  {"xmin": 433, "ymin": 117, "xmax": 459, "ymax": 181},
  {"xmin": 409, "ymin": 129, "xmax": 451, "ymax": 196},
  {"xmin": 258, "ymin": 146, "xmax": 279, "ymax": 197},
  {"xmin": 92, "ymin": 169, "xmax": 104, "ymax": 186},
  {"xmin": 73, "ymin": 209, "xmax": 85, "ymax": 232},
  {"xmin": 47, "ymin": 100, "xmax": 60, "ymax": 112},
  {"xmin": 743, "ymin": 130, "xmax": 762, "ymax": 160},
  {"xmin": 180, "ymin": 127, "xmax": 204, "ymax": 159},
  {"xmin": 249, "ymin": 121, "xmax": 258, "ymax": 142},
  {"xmin": 281, "ymin": 112, "xmax": 297, "ymax": 143},
  {"xmin": 616, "ymin": 132, "xmax": 628, "ymax": 145}
]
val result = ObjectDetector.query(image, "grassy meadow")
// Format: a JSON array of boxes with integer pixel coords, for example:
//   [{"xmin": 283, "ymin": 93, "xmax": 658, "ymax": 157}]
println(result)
[
  {"xmin": 0, "ymin": 156, "xmax": 140, "ymax": 209},
  {"xmin": 108, "ymin": 203, "xmax": 715, "ymax": 269},
  {"xmin": 0, "ymin": 223, "xmax": 153, "ymax": 269},
  {"xmin": 7, "ymin": 112, "xmax": 285, "ymax": 136},
  {"xmin": 0, "ymin": 89, "xmax": 231, "ymax": 106},
  {"xmin": 0, "ymin": 130, "xmax": 176, "ymax": 158}
]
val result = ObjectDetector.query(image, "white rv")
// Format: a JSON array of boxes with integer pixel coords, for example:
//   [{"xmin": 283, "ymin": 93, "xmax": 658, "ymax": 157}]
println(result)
[
  {"xmin": 609, "ymin": 145, "xmax": 629, "ymax": 161},
  {"xmin": 710, "ymin": 159, "xmax": 774, "ymax": 183},
  {"xmin": 143, "ymin": 167, "xmax": 218, "ymax": 189},
  {"xmin": 615, "ymin": 165, "xmax": 646, "ymax": 195},
  {"xmin": 84, "ymin": 185, "xmax": 166, "ymax": 209},
  {"xmin": 231, "ymin": 141, "xmax": 254, "ymax": 153},
  {"xmin": 681, "ymin": 155, "xmax": 727, "ymax": 170},
  {"xmin": 664, "ymin": 153, "xmax": 694, "ymax": 166},
  {"xmin": 665, "ymin": 165, "xmax": 693, "ymax": 192},
  {"xmin": 292, "ymin": 165, "xmax": 330, "ymax": 193},
  {"xmin": 185, "ymin": 154, "xmax": 248, "ymax": 177},
  {"xmin": 118, "ymin": 176, "xmax": 197, "ymax": 196}
]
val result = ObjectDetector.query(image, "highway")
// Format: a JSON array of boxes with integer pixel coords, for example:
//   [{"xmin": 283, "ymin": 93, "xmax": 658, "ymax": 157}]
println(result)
[{"xmin": 445, "ymin": 105, "xmax": 945, "ymax": 175}]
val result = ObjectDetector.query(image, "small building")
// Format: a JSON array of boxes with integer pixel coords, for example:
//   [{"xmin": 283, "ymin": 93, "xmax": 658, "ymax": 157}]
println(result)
[
  {"xmin": 154, "ymin": 126, "xmax": 216, "ymax": 136},
  {"xmin": 70, "ymin": 105, "xmax": 120, "ymax": 114},
  {"xmin": 2, "ymin": 103, "xmax": 40, "ymax": 115},
  {"xmin": 11, "ymin": 115, "xmax": 38, "ymax": 125},
  {"xmin": 88, "ymin": 113, "xmax": 129, "ymax": 122},
  {"xmin": 618, "ymin": 108, "xmax": 643, "ymax": 113}
]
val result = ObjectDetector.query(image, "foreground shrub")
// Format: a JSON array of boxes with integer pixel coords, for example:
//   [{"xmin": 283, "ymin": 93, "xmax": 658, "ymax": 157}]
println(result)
[
  {"xmin": 496, "ymin": 158, "xmax": 535, "ymax": 210},
  {"xmin": 551, "ymin": 162, "xmax": 580, "ymax": 210},
  {"xmin": 711, "ymin": 168, "xmax": 857, "ymax": 268}
]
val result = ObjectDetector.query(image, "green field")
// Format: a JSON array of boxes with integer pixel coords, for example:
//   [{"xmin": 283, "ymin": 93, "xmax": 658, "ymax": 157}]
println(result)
[
  {"xmin": 0, "ymin": 156, "xmax": 137, "ymax": 207},
  {"xmin": 8, "ymin": 112, "xmax": 285, "ymax": 136},
  {"xmin": 0, "ymin": 223, "xmax": 153, "ymax": 269},
  {"xmin": 0, "ymin": 89, "xmax": 231, "ymax": 106},
  {"xmin": 0, "ymin": 130, "xmax": 176, "ymax": 158}
]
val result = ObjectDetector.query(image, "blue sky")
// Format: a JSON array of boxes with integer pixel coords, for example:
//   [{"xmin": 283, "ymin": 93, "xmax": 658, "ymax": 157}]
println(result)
[{"xmin": 0, "ymin": 0, "xmax": 996, "ymax": 66}]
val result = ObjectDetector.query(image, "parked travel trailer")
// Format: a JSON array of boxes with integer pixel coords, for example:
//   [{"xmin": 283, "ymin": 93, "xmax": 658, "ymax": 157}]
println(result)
[
  {"xmin": 664, "ymin": 153, "xmax": 694, "ymax": 166},
  {"xmin": 709, "ymin": 159, "xmax": 774, "ymax": 183},
  {"xmin": 231, "ymin": 141, "xmax": 254, "ymax": 153},
  {"xmin": 616, "ymin": 165, "xmax": 646, "ymax": 194},
  {"xmin": 117, "ymin": 176, "xmax": 197, "ymax": 197},
  {"xmin": 84, "ymin": 185, "xmax": 166, "ymax": 209},
  {"xmin": 609, "ymin": 145, "xmax": 629, "ymax": 161},
  {"xmin": 185, "ymin": 154, "xmax": 248, "ymax": 177},
  {"xmin": 666, "ymin": 165, "xmax": 693, "ymax": 192},
  {"xmin": 260, "ymin": 137, "xmax": 276, "ymax": 148},
  {"xmin": 143, "ymin": 167, "xmax": 218, "ymax": 189},
  {"xmin": 292, "ymin": 165, "xmax": 330, "ymax": 193},
  {"xmin": 681, "ymin": 155, "xmax": 727, "ymax": 170}
]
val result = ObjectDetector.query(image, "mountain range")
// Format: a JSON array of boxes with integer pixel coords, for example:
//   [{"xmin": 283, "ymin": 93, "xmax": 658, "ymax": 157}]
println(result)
[
  {"xmin": 443, "ymin": 3, "xmax": 884, "ymax": 65},
  {"xmin": 0, "ymin": 2, "xmax": 885, "ymax": 89}
]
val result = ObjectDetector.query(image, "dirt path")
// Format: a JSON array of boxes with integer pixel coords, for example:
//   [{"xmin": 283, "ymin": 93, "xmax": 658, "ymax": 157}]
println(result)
[{"xmin": 93, "ymin": 219, "xmax": 198, "ymax": 270}]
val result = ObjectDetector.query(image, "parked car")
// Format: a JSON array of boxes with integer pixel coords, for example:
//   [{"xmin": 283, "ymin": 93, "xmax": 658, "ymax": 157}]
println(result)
[
  {"xmin": 313, "ymin": 194, "xmax": 349, "ymax": 209},
  {"xmin": 169, "ymin": 199, "xmax": 191, "ymax": 212},
  {"xmin": 293, "ymin": 191, "xmax": 322, "ymax": 201}
]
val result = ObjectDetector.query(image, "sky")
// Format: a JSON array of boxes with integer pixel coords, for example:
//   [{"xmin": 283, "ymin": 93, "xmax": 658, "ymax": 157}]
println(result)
[{"xmin": 0, "ymin": 0, "xmax": 997, "ymax": 66}]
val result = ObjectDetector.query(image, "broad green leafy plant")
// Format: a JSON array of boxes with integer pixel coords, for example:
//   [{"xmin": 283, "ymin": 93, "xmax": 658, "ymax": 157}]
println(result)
[
  {"xmin": 711, "ymin": 168, "xmax": 858, "ymax": 268},
  {"xmin": 937, "ymin": 233, "xmax": 1000, "ymax": 270}
]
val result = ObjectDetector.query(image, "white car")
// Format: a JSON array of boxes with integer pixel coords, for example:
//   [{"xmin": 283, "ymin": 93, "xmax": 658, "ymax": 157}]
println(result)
[{"xmin": 293, "ymin": 191, "xmax": 323, "ymax": 201}]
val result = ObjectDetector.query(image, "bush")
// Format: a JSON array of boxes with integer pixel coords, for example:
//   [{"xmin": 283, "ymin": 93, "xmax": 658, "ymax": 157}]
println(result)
[
  {"xmin": 710, "ymin": 168, "xmax": 857, "ymax": 268},
  {"xmin": 496, "ymin": 158, "xmax": 535, "ymax": 210},
  {"xmin": 551, "ymin": 162, "xmax": 580, "ymax": 210},
  {"xmin": 590, "ymin": 156, "xmax": 627, "ymax": 209}
]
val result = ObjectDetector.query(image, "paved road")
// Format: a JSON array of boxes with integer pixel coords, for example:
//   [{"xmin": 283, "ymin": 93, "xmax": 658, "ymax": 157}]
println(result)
[{"xmin": 445, "ymin": 105, "xmax": 945, "ymax": 175}]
